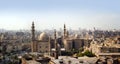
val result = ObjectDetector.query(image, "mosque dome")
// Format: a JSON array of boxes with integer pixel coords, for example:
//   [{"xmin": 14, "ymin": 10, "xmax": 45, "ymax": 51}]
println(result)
[{"xmin": 38, "ymin": 32, "xmax": 49, "ymax": 41}]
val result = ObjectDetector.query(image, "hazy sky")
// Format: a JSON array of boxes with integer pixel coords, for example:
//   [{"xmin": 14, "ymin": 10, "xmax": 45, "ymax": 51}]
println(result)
[{"xmin": 0, "ymin": 0, "xmax": 120, "ymax": 30}]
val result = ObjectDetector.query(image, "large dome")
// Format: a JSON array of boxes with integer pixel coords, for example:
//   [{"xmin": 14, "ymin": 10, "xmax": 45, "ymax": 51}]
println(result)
[{"xmin": 38, "ymin": 32, "xmax": 49, "ymax": 41}]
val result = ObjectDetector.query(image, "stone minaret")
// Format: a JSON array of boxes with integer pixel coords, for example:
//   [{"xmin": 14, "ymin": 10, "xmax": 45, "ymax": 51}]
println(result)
[
  {"xmin": 31, "ymin": 22, "xmax": 37, "ymax": 52},
  {"xmin": 32, "ymin": 22, "xmax": 35, "ymax": 41},
  {"xmin": 64, "ymin": 24, "xmax": 67, "ymax": 39},
  {"xmin": 54, "ymin": 29, "xmax": 58, "ymax": 59}
]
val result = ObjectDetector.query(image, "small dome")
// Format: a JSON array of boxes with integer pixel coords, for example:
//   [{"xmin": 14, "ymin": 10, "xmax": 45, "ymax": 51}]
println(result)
[{"xmin": 38, "ymin": 32, "xmax": 49, "ymax": 41}]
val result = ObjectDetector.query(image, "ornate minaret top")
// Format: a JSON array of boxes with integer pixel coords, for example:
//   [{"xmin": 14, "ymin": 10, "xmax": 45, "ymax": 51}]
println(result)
[{"xmin": 31, "ymin": 21, "xmax": 35, "ymax": 41}]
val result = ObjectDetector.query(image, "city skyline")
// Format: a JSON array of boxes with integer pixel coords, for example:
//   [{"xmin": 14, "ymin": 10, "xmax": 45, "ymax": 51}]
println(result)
[{"xmin": 0, "ymin": 0, "xmax": 120, "ymax": 30}]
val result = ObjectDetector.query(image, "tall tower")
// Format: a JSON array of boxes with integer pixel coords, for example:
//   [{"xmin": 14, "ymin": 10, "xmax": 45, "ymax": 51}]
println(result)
[
  {"xmin": 64, "ymin": 24, "xmax": 67, "ymax": 39},
  {"xmin": 54, "ymin": 29, "xmax": 58, "ymax": 59},
  {"xmin": 31, "ymin": 22, "xmax": 37, "ymax": 52},
  {"xmin": 32, "ymin": 22, "xmax": 35, "ymax": 41}
]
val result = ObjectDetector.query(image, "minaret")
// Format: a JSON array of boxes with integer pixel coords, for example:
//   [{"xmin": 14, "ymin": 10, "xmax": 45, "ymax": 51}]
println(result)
[
  {"xmin": 31, "ymin": 22, "xmax": 35, "ymax": 41},
  {"xmin": 31, "ymin": 21, "xmax": 37, "ymax": 52},
  {"xmin": 54, "ymin": 29, "xmax": 58, "ymax": 59},
  {"xmin": 64, "ymin": 24, "xmax": 67, "ymax": 39}
]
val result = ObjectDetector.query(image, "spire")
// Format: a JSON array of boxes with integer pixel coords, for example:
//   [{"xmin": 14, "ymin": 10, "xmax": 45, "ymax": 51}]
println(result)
[{"xmin": 31, "ymin": 21, "xmax": 35, "ymax": 41}]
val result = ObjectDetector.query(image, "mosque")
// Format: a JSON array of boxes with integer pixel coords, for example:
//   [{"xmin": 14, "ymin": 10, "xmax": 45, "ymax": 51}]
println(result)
[{"xmin": 31, "ymin": 22, "xmax": 91, "ymax": 59}]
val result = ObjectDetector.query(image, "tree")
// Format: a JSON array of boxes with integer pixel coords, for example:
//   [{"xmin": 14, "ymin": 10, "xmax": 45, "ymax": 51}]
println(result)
[
  {"xmin": 83, "ymin": 50, "xmax": 95, "ymax": 57},
  {"xmin": 76, "ymin": 50, "xmax": 95, "ymax": 57},
  {"xmin": 77, "ymin": 53, "xmax": 84, "ymax": 57},
  {"xmin": 61, "ymin": 51, "xmax": 73, "ymax": 56}
]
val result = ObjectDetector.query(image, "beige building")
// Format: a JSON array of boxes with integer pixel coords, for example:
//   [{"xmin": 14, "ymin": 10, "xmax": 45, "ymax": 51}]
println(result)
[{"xmin": 90, "ymin": 37, "xmax": 120, "ymax": 57}]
